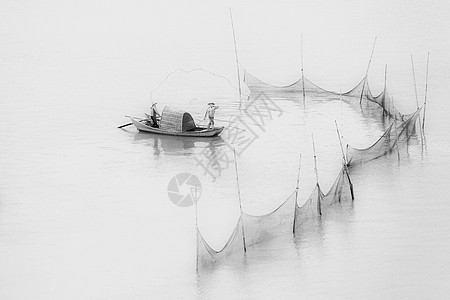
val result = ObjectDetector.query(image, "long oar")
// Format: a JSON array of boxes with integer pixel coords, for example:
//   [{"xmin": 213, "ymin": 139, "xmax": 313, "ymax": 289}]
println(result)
[
  {"xmin": 117, "ymin": 116, "xmax": 150, "ymax": 129},
  {"xmin": 195, "ymin": 118, "xmax": 207, "ymax": 127}
]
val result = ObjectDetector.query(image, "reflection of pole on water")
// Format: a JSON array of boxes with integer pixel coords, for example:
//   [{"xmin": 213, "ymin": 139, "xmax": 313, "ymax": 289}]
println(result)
[{"xmin": 194, "ymin": 185, "xmax": 199, "ymax": 271}]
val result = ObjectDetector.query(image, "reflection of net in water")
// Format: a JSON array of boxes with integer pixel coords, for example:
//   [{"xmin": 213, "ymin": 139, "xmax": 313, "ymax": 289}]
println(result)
[{"xmin": 196, "ymin": 70, "xmax": 423, "ymax": 265}]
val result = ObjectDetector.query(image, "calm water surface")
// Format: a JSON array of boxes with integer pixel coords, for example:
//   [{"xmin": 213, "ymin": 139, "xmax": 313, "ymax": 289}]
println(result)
[{"xmin": 1, "ymin": 1, "xmax": 450, "ymax": 299}]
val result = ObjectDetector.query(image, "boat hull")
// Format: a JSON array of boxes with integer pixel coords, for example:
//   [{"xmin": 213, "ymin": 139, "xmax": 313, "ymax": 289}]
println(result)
[{"xmin": 129, "ymin": 117, "xmax": 224, "ymax": 137}]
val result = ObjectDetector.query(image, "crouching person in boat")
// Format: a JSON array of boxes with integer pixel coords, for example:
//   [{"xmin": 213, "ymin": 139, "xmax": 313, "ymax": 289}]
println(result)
[
  {"xmin": 204, "ymin": 102, "xmax": 219, "ymax": 129},
  {"xmin": 149, "ymin": 102, "xmax": 161, "ymax": 128}
]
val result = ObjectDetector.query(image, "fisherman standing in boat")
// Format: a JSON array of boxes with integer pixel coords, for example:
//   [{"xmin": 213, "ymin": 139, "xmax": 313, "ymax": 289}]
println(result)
[
  {"xmin": 204, "ymin": 102, "xmax": 219, "ymax": 129},
  {"xmin": 150, "ymin": 102, "xmax": 161, "ymax": 128}
]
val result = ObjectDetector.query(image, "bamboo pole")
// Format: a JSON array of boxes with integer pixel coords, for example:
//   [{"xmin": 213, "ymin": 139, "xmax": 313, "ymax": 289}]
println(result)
[
  {"xmin": 334, "ymin": 121, "xmax": 355, "ymax": 200},
  {"xmin": 229, "ymin": 8, "xmax": 242, "ymax": 111},
  {"xmin": 233, "ymin": 148, "xmax": 247, "ymax": 252},
  {"xmin": 384, "ymin": 64, "xmax": 388, "ymax": 118},
  {"xmin": 392, "ymin": 97, "xmax": 401, "ymax": 162},
  {"xmin": 312, "ymin": 133, "xmax": 320, "ymax": 212},
  {"xmin": 312, "ymin": 133, "xmax": 319, "ymax": 185},
  {"xmin": 423, "ymin": 52, "xmax": 430, "ymax": 131},
  {"xmin": 360, "ymin": 36, "xmax": 377, "ymax": 105},
  {"xmin": 311, "ymin": 134, "xmax": 322, "ymax": 215},
  {"xmin": 293, "ymin": 153, "xmax": 302, "ymax": 234},
  {"xmin": 410, "ymin": 54, "xmax": 424, "ymax": 146},
  {"xmin": 411, "ymin": 55, "xmax": 420, "ymax": 109},
  {"xmin": 295, "ymin": 153, "xmax": 302, "ymax": 200},
  {"xmin": 301, "ymin": 34, "xmax": 306, "ymax": 106},
  {"xmin": 340, "ymin": 85, "xmax": 343, "ymax": 128},
  {"xmin": 334, "ymin": 120, "xmax": 346, "ymax": 164}
]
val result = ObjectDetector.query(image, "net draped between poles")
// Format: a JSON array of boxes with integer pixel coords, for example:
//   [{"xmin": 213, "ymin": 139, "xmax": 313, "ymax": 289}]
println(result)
[
  {"xmin": 243, "ymin": 70, "xmax": 415, "ymax": 121},
  {"xmin": 196, "ymin": 166, "xmax": 353, "ymax": 265},
  {"xmin": 197, "ymin": 69, "xmax": 423, "ymax": 265},
  {"xmin": 346, "ymin": 108, "xmax": 421, "ymax": 166},
  {"xmin": 293, "ymin": 165, "xmax": 352, "ymax": 232},
  {"xmin": 197, "ymin": 217, "xmax": 246, "ymax": 266},
  {"xmin": 197, "ymin": 108, "xmax": 420, "ymax": 264}
]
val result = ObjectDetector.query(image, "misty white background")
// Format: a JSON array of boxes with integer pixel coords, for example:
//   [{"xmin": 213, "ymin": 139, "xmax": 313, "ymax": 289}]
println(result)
[{"xmin": 1, "ymin": 0, "xmax": 450, "ymax": 299}]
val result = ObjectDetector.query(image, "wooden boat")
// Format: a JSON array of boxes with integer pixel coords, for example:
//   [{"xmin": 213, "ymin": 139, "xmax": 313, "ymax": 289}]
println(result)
[{"xmin": 129, "ymin": 106, "xmax": 224, "ymax": 137}]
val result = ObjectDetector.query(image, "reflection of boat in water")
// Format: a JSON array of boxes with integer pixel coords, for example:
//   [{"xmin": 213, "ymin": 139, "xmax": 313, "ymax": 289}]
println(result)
[
  {"xmin": 133, "ymin": 131, "xmax": 226, "ymax": 157},
  {"xmin": 128, "ymin": 106, "xmax": 224, "ymax": 137}
]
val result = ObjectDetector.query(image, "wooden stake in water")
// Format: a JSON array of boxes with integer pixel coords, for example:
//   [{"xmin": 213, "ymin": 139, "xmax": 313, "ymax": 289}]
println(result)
[
  {"xmin": 360, "ymin": 36, "xmax": 377, "ymax": 105},
  {"xmin": 229, "ymin": 8, "xmax": 242, "ymax": 111},
  {"xmin": 334, "ymin": 120, "xmax": 355, "ymax": 200},
  {"xmin": 233, "ymin": 148, "xmax": 246, "ymax": 252},
  {"xmin": 410, "ymin": 54, "xmax": 424, "ymax": 146},
  {"xmin": 423, "ymin": 52, "xmax": 430, "ymax": 131}
]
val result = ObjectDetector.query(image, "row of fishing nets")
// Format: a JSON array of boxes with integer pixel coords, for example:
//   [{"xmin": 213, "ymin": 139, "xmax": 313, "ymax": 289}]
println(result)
[
  {"xmin": 197, "ymin": 166, "xmax": 353, "ymax": 265},
  {"xmin": 198, "ymin": 108, "xmax": 422, "ymax": 264},
  {"xmin": 293, "ymin": 166, "xmax": 352, "ymax": 231},
  {"xmin": 346, "ymin": 108, "xmax": 421, "ymax": 166},
  {"xmin": 243, "ymin": 70, "xmax": 415, "ymax": 121},
  {"xmin": 197, "ymin": 69, "xmax": 422, "ymax": 265}
]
